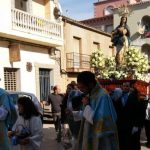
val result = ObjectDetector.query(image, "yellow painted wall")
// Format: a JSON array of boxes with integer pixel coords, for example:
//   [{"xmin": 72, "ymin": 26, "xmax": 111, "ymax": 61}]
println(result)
[
  {"xmin": 63, "ymin": 22, "xmax": 112, "ymax": 57},
  {"xmin": 61, "ymin": 19, "xmax": 112, "ymax": 88}
]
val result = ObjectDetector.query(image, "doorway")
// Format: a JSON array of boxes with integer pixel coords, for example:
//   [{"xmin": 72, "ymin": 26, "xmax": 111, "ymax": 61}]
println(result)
[{"xmin": 39, "ymin": 69, "xmax": 51, "ymax": 102}]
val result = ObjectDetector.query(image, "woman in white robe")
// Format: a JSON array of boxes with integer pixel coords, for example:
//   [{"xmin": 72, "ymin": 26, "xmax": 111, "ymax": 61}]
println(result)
[{"xmin": 9, "ymin": 97, "xmax": 43, "ymax": 150}]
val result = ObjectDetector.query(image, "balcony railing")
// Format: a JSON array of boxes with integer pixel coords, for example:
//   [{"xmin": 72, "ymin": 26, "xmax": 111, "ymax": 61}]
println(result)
[
  {"xmin": 11, "ymin": 8, "xmax": 62, "ymax": 39},
  {"xmin": 66, "ymin": 52, "xmax": 91, "ymax": 72}
]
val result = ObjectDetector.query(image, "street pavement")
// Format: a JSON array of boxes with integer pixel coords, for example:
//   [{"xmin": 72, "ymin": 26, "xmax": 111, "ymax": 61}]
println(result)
[
  {"xmin": 41, "ymin": 124, "xmax": 69, "ymax": 150},
  {"xmin": 41, "ymin": 124, "xmax": 149, "ymax": 150}
]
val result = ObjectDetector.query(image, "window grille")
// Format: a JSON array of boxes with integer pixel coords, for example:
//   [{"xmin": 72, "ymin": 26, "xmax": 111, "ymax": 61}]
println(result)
[{"xmin": 4, "ymin": 68, "xmax": 18, "ymax": 91}]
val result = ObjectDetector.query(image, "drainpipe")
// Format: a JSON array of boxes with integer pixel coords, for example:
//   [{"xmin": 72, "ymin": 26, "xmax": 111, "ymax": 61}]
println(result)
[{"xmin": 49, "ymin": 48, "xmax": 67, "ymax": 75}]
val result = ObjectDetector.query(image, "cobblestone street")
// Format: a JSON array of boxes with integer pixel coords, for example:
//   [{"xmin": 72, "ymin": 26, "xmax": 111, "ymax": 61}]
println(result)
[{"xmin": 41, "ymin": 124, "xmax": 149, "ymax": 150}]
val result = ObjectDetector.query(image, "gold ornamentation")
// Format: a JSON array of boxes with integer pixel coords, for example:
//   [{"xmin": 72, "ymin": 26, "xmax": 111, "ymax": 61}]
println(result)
[{"xmin": 117, "ymin": 5, "xmax": 132, "ymax": 17}]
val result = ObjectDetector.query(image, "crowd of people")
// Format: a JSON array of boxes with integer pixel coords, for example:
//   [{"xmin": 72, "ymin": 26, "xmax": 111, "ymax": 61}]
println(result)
[
  {"xmin": 0, "ymin": 71, "xmax": 150, "ymax": 150},
  {"xmin": 47, "ymin": 71, "xmax": 150, "ymax": 150}
]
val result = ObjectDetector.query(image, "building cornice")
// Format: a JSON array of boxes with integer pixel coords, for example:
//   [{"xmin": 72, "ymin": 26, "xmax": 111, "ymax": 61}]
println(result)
[
  {"xmin": 0, "ymin": 36, "xmax": 51, "ymax": 49},
  {"xmin": 81, "ymin": 15, "xmax": 113, "ymax": 23}
]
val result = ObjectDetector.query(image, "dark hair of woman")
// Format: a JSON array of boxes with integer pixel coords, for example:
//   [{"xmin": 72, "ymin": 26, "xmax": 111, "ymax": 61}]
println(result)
[
  {"xmin": 77, "ymin": 71, "xmax": 97, "ymax": 87},
  {"xmin": 18, "ymin": 97, "xmax": 40, "ymax": 119}
]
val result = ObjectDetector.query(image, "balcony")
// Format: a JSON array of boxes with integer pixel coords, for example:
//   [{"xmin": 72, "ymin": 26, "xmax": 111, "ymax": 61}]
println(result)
[
  {"xmin": 66, "ymin": 52, "xmax": 91, "ymax": 72},
  {"xmin": 7, "ymin": 8, "xmax": 63, "ymax": 46}
]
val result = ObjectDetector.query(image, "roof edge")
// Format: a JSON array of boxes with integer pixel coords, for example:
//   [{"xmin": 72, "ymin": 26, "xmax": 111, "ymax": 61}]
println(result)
[
  {"xmin": 62, "ymin": 16, "xmax": 111, "ymax": 37},
  {"xmin": 81, "ymin": 14, "xmax": 113, "ymax": 22}
]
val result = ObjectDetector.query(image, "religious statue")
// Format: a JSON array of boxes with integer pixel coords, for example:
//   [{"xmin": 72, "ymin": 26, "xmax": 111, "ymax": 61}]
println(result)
[
  {"xmin": 111, "ymin": 5, "xmax": 131, "ymax": 68},
  {"xmin": 111, "ymin": 16, "xmax": 130, "ymax": 67}
]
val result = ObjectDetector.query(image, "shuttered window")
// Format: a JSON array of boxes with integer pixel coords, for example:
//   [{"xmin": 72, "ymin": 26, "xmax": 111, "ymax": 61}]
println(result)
[
  {"xmin": 93, "ymin": 42, "xmax": 100, "ymax": 52},
  {"xmin": 105, "ymin": 25, "xmax": 113, "ymax": 33},
  {"xmin": 73, "ymin": 37, "xmax": 81, "ymax": 68},
  {"xmin": 73, "ymin": 37, "xmax": 81, "ymax": 54},
  {"xmin": 4, "ymin": 68, "xmax": 18, "ymax": 91}
]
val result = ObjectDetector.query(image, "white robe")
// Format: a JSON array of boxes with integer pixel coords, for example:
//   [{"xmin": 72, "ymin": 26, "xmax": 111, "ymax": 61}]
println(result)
[{"xmin": 12, "ymin": 116, "xmax": 43, "ymax": 150}]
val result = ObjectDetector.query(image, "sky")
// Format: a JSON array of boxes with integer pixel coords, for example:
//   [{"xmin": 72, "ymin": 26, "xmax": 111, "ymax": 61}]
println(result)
[{"xmin": 59, "ymin": 0, "xmax": 97, "ymax": 20}]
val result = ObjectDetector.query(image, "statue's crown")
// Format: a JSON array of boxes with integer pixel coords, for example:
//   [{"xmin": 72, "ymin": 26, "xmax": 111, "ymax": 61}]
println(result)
[{"xmin": 117, "ymin": 5, "xmax": 132, "ymax": 17}]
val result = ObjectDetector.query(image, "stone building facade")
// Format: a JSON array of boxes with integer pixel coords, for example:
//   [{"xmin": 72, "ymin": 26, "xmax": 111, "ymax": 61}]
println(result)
[{"xmin": 61, "ymin": 16, "xmax": 112, "ymax": 84}]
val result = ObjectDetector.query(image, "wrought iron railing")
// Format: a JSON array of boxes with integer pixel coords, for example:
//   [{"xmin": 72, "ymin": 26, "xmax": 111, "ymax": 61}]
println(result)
[
  {"xmin": 66, "ymin": 52, "xmax": 91, "ymax": 70},
  {"xmin": 11, "ymin": 8, "xmax": 62, "ymax": 39}
]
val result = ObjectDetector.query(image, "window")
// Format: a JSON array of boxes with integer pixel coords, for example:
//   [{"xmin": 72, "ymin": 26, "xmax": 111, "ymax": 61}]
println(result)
[
  {"xmin": 141, "ymin": 44, "xmax": 150, "ymax": 72},
  {"xmin": 14, "ymin": 0, "xmax": 32, "ymax": 12},
  {"xmin": 93, "ymin": 42, "xmax": 100, "ymax": 51},
  {"xmin": 73, "ymin": 37, "xmax": 81, "ymax": 54},
  {"xmin": 100, "ymin": 25, "xmax": 105, "ymax": 31},
  {"xmin": 4, "ymin": 68, "xmax": 19, "ymax": 91},
  {"xmin": 72, "ymin": 37, "xmax": 81, "ymax": 68},
  {"xmin": 141, "ymin": 15, "xmax": 150, "ymax": 38},
  {"xmin": 104, "ymin": 6, "xmax": 114, "ymax": 16},
  {"xmin": 15, "ymin": 0, "xmax": 27, "ymax": 11},
  {"xmin": 105, "ymin": 25, "xmax": 113, "ymax": 33},
  {"xmin": 142, "ymin": 15, "xmax": 150, "ymax": 31},
  {"xmin": 142, "ymin": 44, "xmax": 150, "ymax": 61},
  {"xmin": 39, "ymin": 69, "xmax": 51, "ymax": 101}
]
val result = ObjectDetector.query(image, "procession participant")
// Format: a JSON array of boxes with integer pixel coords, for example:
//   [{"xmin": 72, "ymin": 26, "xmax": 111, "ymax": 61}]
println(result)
[
  {"xmin": 9, "ymin": 97, "xmax": 43, "ymax": 150},
  {"xmin": 0, "ymin": 88, "xmax": 17, "ymax": 150},
  {"xmin": 76, "ymin": 71, "xmax": 119, "ymax": 150},
  {"xmin": 47, "ymin": 85, "xmax": 63, "ymax": 142}
]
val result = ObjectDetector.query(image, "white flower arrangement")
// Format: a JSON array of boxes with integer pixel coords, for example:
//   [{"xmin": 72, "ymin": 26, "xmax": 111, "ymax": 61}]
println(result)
[
  {"xmin": 124, "ymin": 47, "xmax": 149, "ymax": 78},
  {"xmin": 90, "ymin": 47, "xmax": 150, "ymax": 81}
]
